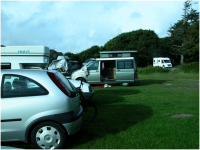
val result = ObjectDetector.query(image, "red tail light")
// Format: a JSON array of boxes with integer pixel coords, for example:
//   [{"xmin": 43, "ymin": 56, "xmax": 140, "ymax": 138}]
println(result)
[
  {"xmin": 135, "ymin": 71, "xmax": 137, "ymax": 76},
  {"xmin": 47, "ymin": 72, "xmax": 71, "ymax": 97}
]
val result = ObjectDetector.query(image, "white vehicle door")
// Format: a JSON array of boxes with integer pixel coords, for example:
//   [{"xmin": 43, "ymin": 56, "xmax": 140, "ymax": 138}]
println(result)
[{"xmin": 86, "ymin": 61, "xmax": 100, "ymax": 83}]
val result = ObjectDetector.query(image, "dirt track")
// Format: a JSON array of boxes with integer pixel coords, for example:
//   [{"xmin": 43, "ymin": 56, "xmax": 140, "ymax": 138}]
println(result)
[{"xmin": 168, "ymin": 68, "xmax": 178, "ymax": 74}]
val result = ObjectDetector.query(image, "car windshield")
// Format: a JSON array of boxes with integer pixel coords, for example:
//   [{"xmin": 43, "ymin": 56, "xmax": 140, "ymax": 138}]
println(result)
[{"xmin": 163, "ymin": 60, "xmax": 171, "ymax": 63}]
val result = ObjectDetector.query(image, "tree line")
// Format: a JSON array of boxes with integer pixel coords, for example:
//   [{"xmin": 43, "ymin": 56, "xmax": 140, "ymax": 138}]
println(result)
[{"xmin": 50, "ymin": 1, "xmax": 199, "ymax": 67}]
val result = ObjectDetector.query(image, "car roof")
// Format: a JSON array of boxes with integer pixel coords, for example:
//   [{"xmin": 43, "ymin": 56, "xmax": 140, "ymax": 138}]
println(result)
[{"xmin": 1, "ymin": 69, "xmax": 57, "ymax": 74}]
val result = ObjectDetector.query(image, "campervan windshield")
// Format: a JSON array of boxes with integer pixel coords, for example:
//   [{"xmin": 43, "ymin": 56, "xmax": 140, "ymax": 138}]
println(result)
[{"xmin": 162, "ymin": 60, "xmax": 171, "ymax": 63}]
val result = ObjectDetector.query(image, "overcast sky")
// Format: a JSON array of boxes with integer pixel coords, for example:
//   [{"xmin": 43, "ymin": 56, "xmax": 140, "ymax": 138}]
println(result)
[{"xmin": 1, "ymin": 0, "xmax": 199, "ymax": 54}]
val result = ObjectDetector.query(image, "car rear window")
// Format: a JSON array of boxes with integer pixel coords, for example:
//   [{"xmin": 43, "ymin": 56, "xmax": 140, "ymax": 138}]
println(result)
[
  {"xmin": 53, "ymin": 72, "xmax": 77, "ymax": 96},
  {"xmin": 1, "ymin": 74, "xmax": 49, "ymax": 98}
]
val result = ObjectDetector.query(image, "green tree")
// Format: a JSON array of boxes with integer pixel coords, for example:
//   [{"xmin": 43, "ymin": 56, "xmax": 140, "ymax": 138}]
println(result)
[
  {"xmin": 64, "ymin": 52, "xmax": 75, "ymax": 59},
  {"xmin": 168, "ymin": 19, "xmax": 188, "ymax": 65},
  {"xmin": 65, "ymin": 52, "xmax": 80, "ymax": 61},
  {"xmin": 103, "ymin": 29, "xmax": 160, "ymax": 66},
  {"xmin": 182, "ymin": 21, "xmax": 199, "ymax": 62},
  {"xmin": 158, "ymin": 37, "xmax": 172, "ymax": 57},
  {"xmin": 57, "ymin": 52, "xmax": 63, "ymax": 56},
  {"xmin": 167, "ymin": 1, "xmax": 199, "ymax": 65},
  {"xmin": 77, "ymin": 45, "xmax": 100, "ymax": 64}
]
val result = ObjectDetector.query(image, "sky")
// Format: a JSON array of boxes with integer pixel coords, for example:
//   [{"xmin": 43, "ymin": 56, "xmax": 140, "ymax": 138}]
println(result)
[{"xmin": 1, "ymin": 0, "xmax": 199, "ymax": 54}]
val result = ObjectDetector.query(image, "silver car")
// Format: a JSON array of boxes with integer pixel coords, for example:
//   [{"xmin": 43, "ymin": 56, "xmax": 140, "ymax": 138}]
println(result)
[{"xmin": 1, "ymin": 69, "xmax": 83, "ymax": 149}]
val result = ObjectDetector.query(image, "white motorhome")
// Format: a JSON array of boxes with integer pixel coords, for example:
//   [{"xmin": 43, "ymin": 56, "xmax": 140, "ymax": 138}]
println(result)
[
  {"xmin": 1, "ymin": 46, "xmax": 49, "ymax": 69},
  {"xmin": 153, "ymin": 57, "xmax": 172, "ymax": 68}
]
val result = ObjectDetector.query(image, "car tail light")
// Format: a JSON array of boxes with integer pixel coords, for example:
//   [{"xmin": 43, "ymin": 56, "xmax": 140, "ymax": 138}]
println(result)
[
  {"xmin": 47, "ymin": 72, "xmax": 71, "ymax": 97},
  {"xmin": 135, "ymin": 71, "xmax": 137, "ymax": 76}
]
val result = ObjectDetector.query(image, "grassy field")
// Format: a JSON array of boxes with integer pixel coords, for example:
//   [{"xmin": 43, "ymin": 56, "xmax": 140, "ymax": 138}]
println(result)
[{"xmin": 2, "ymin": 70, "xmax": 199, "ymax": 149}]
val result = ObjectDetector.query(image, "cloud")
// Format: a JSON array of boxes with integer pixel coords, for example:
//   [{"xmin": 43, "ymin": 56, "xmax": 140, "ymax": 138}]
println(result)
[
  {"xmin": 130, "ymin": 11, "xmax": 142, "ymax": 20},
  {"xmin": 1, "ymin": 1, "xmax": 199, "ymax": 54}
]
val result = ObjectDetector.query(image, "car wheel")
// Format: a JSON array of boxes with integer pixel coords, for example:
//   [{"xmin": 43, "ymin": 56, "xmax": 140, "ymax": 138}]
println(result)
[
  {"xmin": 31, "ymin": 121, "xmax": 67, "ymax": 149},
  {"xmin": 76, "ymin": 78, "xmax": 87, "ymax": 83}
]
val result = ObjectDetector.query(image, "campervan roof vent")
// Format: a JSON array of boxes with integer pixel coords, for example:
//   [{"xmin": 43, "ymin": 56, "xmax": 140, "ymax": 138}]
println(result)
[{"xmin": 99, "ymin": 50, "xmax": 137, "ymax": 58}]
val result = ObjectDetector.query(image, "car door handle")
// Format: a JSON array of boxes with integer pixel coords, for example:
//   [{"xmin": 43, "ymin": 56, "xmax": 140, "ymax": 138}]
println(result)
[
  {"xmin": 117, "ymin": 70, "xmax": 120, "ymax": 71},
  {"xmin": 96, "ymin": 70, "xmax": 99, "ymax": 72}
]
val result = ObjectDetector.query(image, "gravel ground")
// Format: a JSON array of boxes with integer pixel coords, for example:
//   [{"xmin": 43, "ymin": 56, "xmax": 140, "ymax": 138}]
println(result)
[{"xmin": 168, "ymin": 68, "xmax": 178, "ymax": 74}]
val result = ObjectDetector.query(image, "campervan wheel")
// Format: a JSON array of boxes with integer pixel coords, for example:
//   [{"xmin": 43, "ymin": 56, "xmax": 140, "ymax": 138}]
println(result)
[{"xmin": 76, "ymin": 78, "xmax": 87, "ymax": 83}]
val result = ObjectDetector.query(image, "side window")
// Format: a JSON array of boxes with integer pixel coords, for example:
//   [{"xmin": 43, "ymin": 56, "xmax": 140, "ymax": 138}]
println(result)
[
  {"xmin": 87, "ymin": 61, "xmax": 99, "ymax": 70},
  {"xmin": 117, "ymin": 60, "xmax": 134, "ymax": 69},
  {"xmin": 1, "ymin": 63, "xmax": 11, "ymax": 69},
  {"xmin": 1, "ymin": 74, "xmax": 48, "ymax": 98}
]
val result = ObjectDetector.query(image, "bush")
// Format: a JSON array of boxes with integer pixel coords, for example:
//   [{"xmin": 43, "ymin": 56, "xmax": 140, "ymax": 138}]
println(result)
[
  {"xmin": 138, "ymin": 65, "xmax": 169, "ymax": 75},
  {"xmin": 179, "ymin": 62, "xmax": 199, "ymax": 73}
]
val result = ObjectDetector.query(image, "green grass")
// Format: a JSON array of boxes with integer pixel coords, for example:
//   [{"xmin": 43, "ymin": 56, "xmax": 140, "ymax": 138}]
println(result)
[
  {"xmin": 2, "ymin": 72, "xmax": 199, "ymax": 149},
  {"xmin": 178, "ymin": 62, "xmax": 199, "ymax": 73}
]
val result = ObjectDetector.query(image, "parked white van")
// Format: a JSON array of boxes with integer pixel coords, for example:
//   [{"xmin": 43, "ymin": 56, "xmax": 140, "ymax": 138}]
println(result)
[
  {"xmin": 153, "ymin": 57, "xmax": 172, "ymax": 68},
  {"xmin": 71, "ymin": 51, "xmax": 139, "ymax": 85}
]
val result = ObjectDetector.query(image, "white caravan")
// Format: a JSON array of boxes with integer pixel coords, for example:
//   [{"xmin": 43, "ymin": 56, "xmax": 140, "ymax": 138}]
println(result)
[
  {"xmin": 1, "ymin": 45, "xmax": 94, "ymax": 100},
  {"xmin": 153, "ymin": 57, "xmax": 172, "ymax": 68},
  {"xmin": 1, "ymin": 46, "xmax": 49, "ymax": 69}
]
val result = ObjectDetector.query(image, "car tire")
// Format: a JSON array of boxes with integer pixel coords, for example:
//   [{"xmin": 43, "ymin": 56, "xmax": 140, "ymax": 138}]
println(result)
[{"xmin": 31, "ymin": 121, "xmax": 67, "ymax": 149}]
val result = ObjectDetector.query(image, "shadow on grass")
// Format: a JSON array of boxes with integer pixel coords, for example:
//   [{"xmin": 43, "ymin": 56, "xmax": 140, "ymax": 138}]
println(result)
[
  {"xmin": 1, "ymin": 141, "xmax": 33, "ymax": 149},
  {"xmin": 134, "ymin": 79, "xmax": 170, "ymax": 86},
  {"xmin": 67, "ymin": 87, "xmax": 153, "ymax": 148},
  {"xmin": 68, "ymin": 104, "xmax": 153, "ymax": 148},
  {"xmin": 92, "ymin": 88, "xmax": 140, "ymax": 106}
]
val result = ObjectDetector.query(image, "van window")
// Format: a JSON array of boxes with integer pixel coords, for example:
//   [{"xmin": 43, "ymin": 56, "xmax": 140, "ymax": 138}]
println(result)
[
  {"xmin": 1, "ymin": 74, "xmax": 48, "ymax": 98},
  {"xmin": 87, "ymin": 61, "xmax": 99, "ymax": 70},
  {"xmin": 109, "ymin": 53, "xmax": 122, "ymax": 57},
  {"xmin": 117, "ymin": 60, "xmax": 133, "ymax": 69}
]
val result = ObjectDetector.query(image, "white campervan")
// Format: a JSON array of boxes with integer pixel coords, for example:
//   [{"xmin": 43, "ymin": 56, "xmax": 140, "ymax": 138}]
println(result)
[
  {"xmin": 153, "ymin": 57, "xmax": 172, "ymax": 68},
  {"xmin": 71, "ymin": 51, "xmax": 139, "ymax": 85}
]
